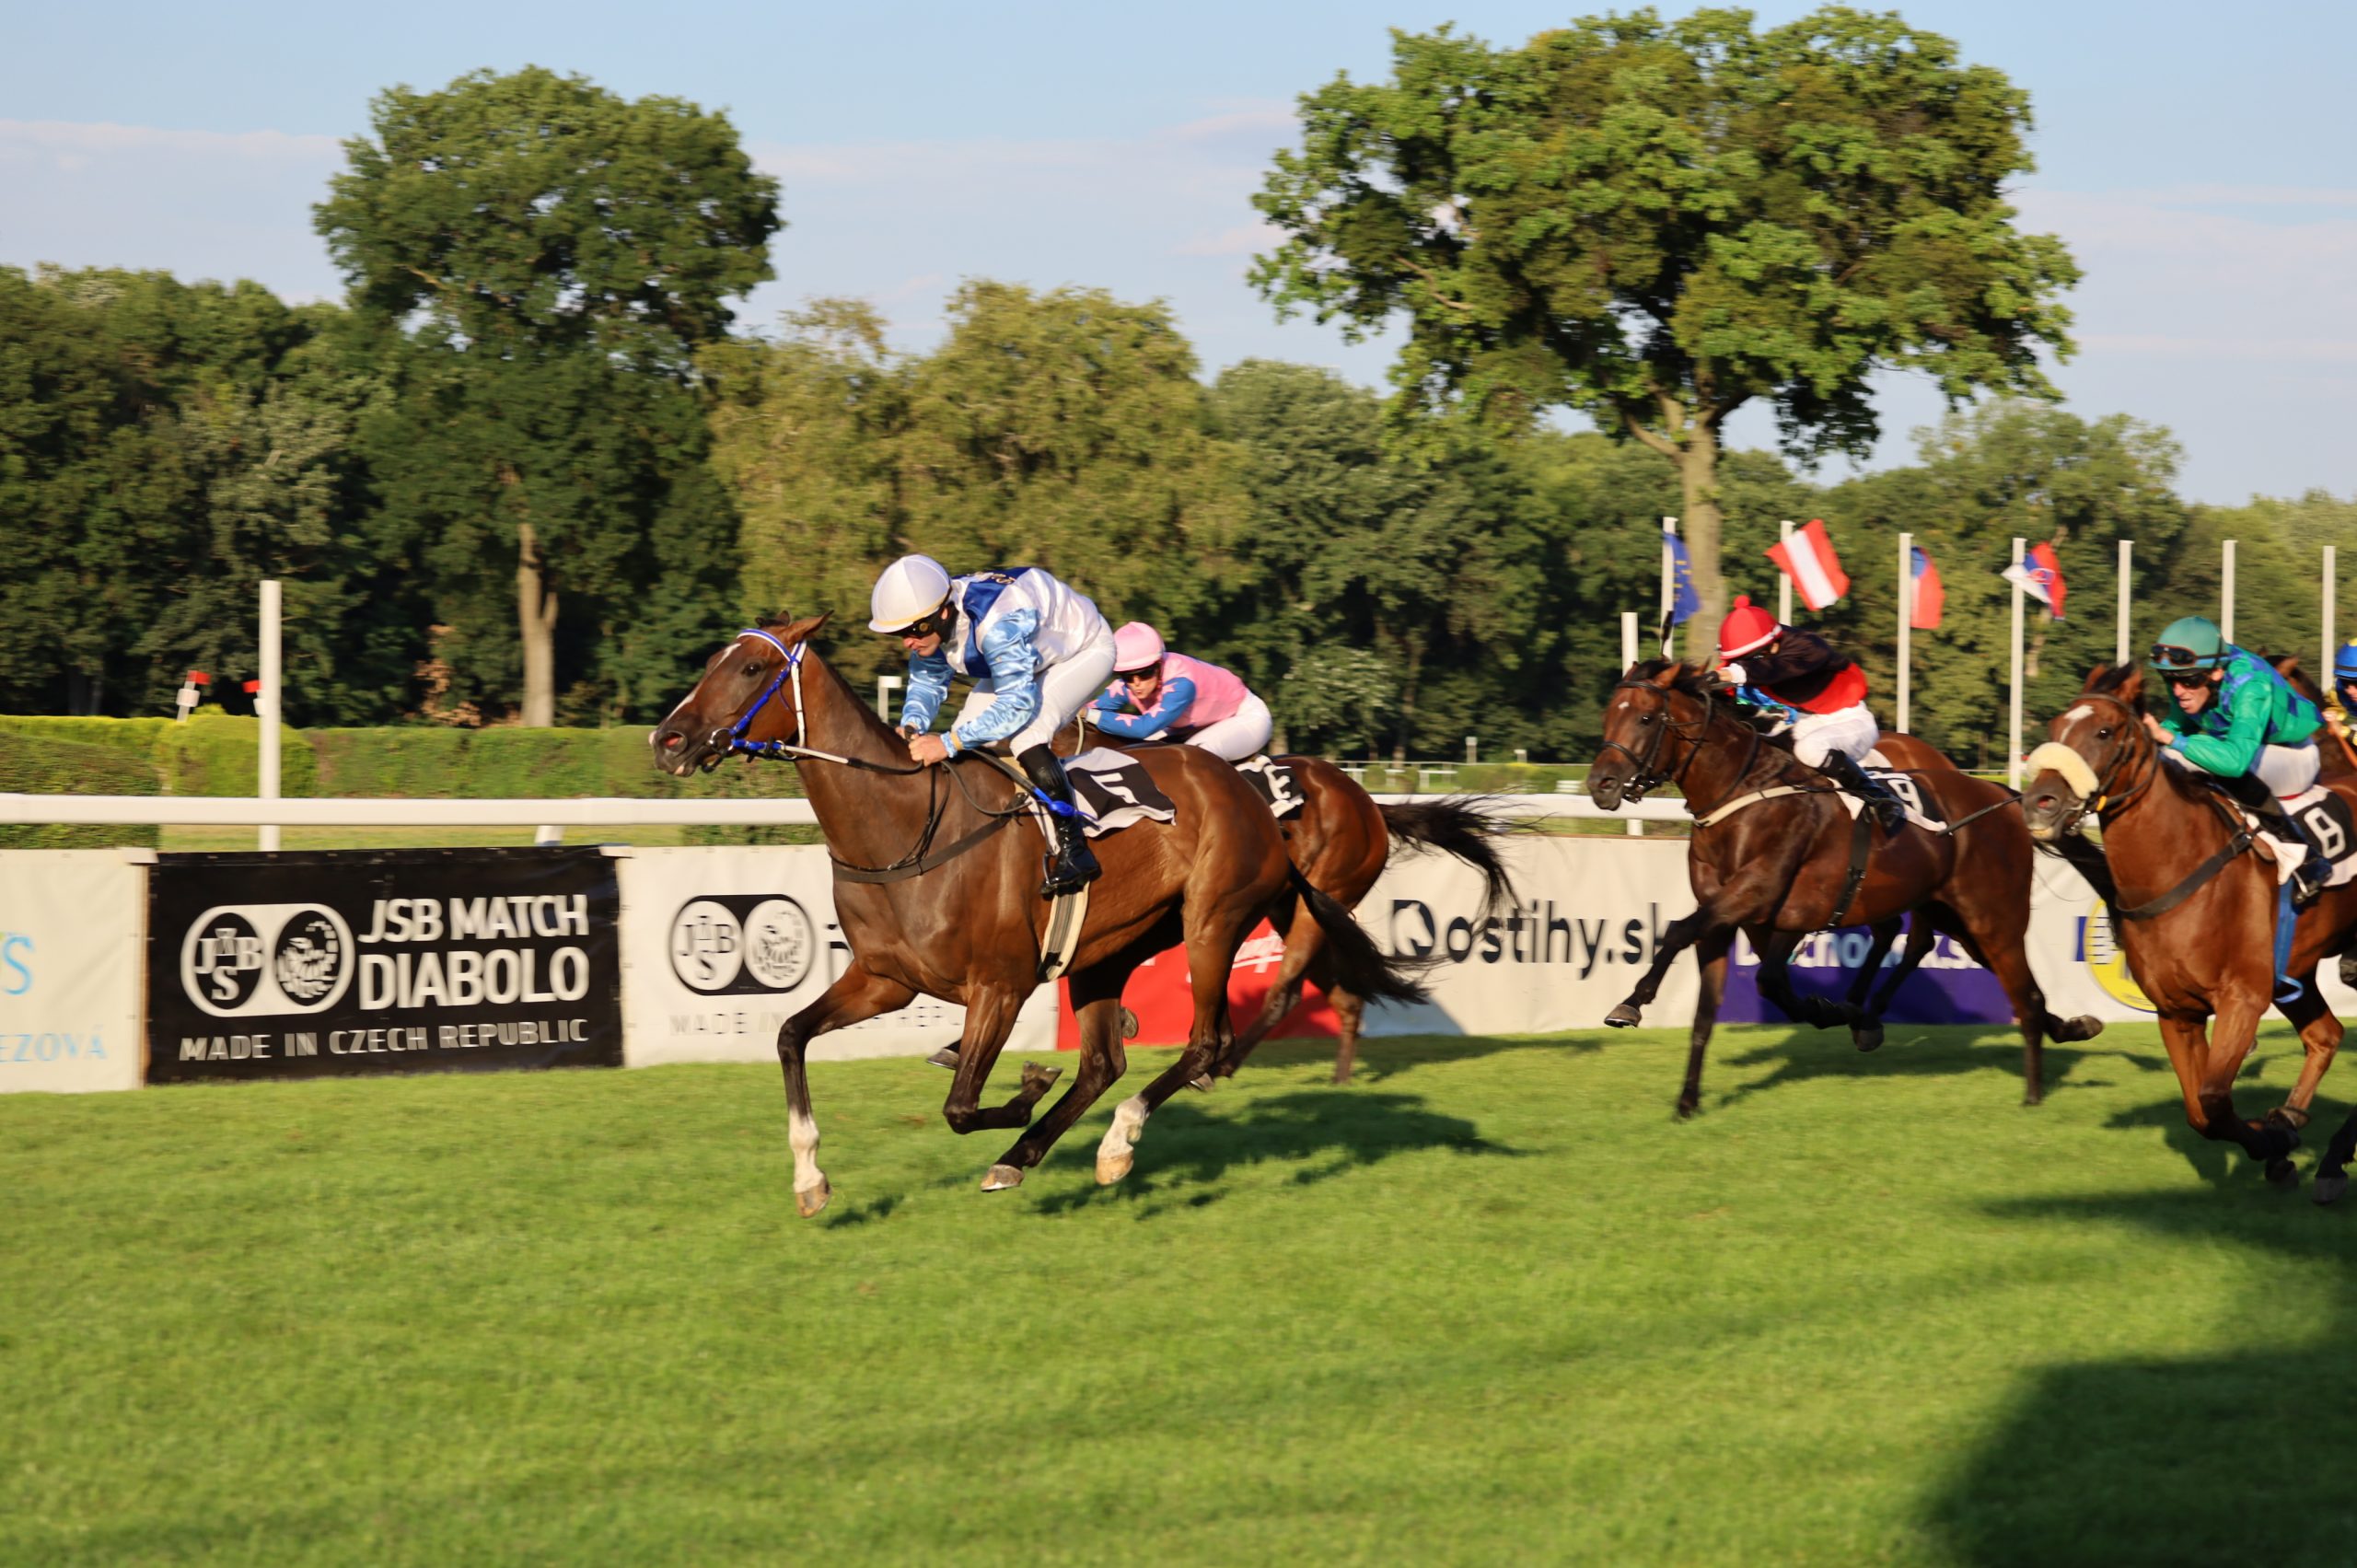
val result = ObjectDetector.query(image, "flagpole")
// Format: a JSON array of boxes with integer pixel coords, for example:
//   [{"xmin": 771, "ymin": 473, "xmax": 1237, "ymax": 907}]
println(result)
[
  {"xmin": 2221, "ymin": 538, "xmax": 2236, "ymax": 644},
  {"xmin": 1620, "ymin": 611, "xmax": 1643, "ymax": 837},
  {"xmin": 1896, "ymin": 531, "xmax": 1912, "ymax": 735},
  {"xmin": 1777, "ymin": 520, "xmax": 1794, "ymax": 624},
  {"xmin": 2009, "ymin": 536, "xmax": 2026, "ymax": 792},
  {"xmin": 1660, "ymin": 517, "xmax": 1677, "ymax": 653},
  {"xmin": 2117, "ymin": 539, "xmax": 2132, "ymax": 666}
]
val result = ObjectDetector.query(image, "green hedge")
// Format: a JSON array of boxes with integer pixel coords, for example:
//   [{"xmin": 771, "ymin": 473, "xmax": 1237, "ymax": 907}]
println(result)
[{"xmin": 0, "ymin": 730, "xmax": 159, "ymax": 849}]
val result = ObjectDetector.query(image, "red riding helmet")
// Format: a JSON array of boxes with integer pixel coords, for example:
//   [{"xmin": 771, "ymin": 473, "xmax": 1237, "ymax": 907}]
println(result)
[{"xmin": 1717, "ymin": 595, "xmax": 1781, "ymax": 663}]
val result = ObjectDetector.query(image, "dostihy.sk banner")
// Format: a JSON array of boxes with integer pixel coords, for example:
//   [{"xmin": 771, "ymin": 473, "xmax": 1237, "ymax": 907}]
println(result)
[
  {"xmin": 0, "ymin": 851, "xmax": 144, "ymax": 1094},
  {"xmin": 147, "ymin": 848, "xmax": 621, "ymax": 1083}
]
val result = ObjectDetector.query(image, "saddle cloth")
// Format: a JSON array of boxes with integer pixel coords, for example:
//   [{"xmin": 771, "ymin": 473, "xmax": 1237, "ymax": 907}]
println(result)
[
  {"xmin": 1235, "ymin": 754, "xmax": 1306, "ymax": 820},
  {"xmin": 2245, "ymin": 784, "xmax": 2357, "ymax": 889},
  {"xmin": 1824, "ymin": 758, "xmax": 1948, "ymax": 832},
  {"xmin": 1063, "ymin": 749, "xmax": 1178, "ymax": 840}
]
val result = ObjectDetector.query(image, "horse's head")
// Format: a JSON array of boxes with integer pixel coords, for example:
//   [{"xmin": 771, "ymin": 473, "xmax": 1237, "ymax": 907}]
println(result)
[
  {"xmin": 2022, "ymin": 663, "xmax": 2150, "ymax": 842},
  {"xmin": 1588, "ymin": 659, "xmax": 1712, "ymax": 810},
  {"xmin": 650, "ymin": 613, "xmax": 830, "ymax": 777}
]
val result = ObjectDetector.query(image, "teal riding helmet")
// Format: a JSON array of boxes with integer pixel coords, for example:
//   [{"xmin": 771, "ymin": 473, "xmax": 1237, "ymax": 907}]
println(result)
[{"xmin": 2149, "ymin": 615, "xmax": 2227, "ymax": 673}]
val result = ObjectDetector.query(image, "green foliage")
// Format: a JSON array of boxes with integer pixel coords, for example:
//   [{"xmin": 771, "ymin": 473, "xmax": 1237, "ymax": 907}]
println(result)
[
  {"xmin": 1250, "ymin": 6, "xmax": 2078, "ymax": 656},
  {"xmin": 0, "ymin": 730, "xmax": 157, "ymax": 848},
  {"xmin": 317, "ymin": 66, "xmax": 780, "ymax": 726}
]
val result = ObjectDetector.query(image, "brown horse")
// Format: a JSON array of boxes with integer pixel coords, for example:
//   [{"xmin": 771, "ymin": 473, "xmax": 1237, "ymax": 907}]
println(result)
[
  {"xmin": 1586, "ymin": 661, "xmax": 2101, "ymax": 1116},
  {"xmin": 2021, "ymin": 664, "xmax": 2357, "ymax": 1195},
  {"xmin": 651, "ymin": 615, "xmax": 1427, "ymax": 1212},
  {"xmin": 2271, "ymin": 655, "xmax": 2357, "ymax": 777}
]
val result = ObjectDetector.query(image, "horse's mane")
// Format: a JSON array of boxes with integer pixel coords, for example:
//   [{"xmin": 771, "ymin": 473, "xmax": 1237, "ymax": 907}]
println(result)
[{"xmin": 1627, "ymin": 657, "xmax": 1721, "ymax": 703}]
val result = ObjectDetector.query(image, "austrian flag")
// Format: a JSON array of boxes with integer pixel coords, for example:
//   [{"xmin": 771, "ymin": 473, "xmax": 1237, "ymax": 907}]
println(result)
[{"xmin": 1767, "ymin": 518, "xmax": 1850, "ymax": 610}]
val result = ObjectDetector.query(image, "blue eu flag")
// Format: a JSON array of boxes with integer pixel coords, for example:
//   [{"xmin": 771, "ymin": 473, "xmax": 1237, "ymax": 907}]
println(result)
[{"xmin": 1665, "ymin": 526, "xmax": 1701, "ymax": 624}]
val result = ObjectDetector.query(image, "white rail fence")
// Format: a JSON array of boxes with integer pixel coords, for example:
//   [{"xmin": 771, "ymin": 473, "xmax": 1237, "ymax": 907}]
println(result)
[{"xmin": 0, "ymin": 790, "xmax": 1687, "ymax": 845}]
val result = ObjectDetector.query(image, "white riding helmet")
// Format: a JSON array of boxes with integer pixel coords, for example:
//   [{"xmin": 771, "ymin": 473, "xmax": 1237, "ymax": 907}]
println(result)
[{"xmin": 868, "ymin": 554, "xmax": 952, "ymax": 633}]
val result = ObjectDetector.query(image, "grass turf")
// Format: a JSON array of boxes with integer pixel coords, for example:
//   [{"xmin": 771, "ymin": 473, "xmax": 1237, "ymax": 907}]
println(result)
[{"xmin": 6, "ymin": 1023, "xmax": 2356, "ymax": 1565}]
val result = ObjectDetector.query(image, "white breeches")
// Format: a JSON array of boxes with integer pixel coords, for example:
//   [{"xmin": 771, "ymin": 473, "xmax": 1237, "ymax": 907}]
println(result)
[
  {"xmin": 953, "ymin": 622, "xmax": 1119, "ymax": 754},
  {"xmin": 1182, "ymin": 694, "xmax": 1274, "ymax": 761},
  {"xmin": 1790, "ymin": 703, "xmax": 1881, "ymax": 769},
  {"xmin": 2256, "ymin": 742, "xmax": 2321, "ymax": 797}
]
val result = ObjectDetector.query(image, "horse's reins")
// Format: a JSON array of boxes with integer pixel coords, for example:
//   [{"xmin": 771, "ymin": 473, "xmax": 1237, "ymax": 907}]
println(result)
[
  {"xmin": 707, "ymin": 628, "xmax": 1054, "ymax": 884},
  {"xmin": 2044, "ymin": 690, "xmax": 2252, "ymax": 922}
]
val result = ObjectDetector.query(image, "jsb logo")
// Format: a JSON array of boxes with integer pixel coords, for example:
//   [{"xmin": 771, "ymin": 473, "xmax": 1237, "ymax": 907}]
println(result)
[{"xmin": 180, "ymin": 904, "xmax": 355, "ymax": 1018}]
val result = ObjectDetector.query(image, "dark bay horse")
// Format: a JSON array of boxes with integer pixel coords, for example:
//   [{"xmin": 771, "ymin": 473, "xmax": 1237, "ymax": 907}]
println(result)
[
  {"xmin": 1587, "ymin": 660, "xmax": 2101, "ymax": 1116},
  {"xmin": 651, "ymin": 615, "xmax": 1428, "ymax": 1213},
  {"xmin": 2022, "ymin": 664, "xmax": 2357, "ymax": 1196},
  {"xmin": 2271, "ymin": 655, "xmax": 2357, "ymax": 777}
]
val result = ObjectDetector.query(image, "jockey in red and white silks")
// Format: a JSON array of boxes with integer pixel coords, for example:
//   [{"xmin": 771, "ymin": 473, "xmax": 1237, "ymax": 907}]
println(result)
[
  {"xmin": 1714, "ymin": 594, "xmax": 1905, "ymax": 831},
  {"xmin": 1090, "ymin": 622, "xmax": 1273, "ymax": 762}
]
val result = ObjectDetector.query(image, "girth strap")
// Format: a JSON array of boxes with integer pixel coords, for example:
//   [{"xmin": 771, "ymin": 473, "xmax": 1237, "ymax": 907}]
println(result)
[
  {"xmin": 2112, "ymin": 825, "xmax": 2254, "ymax": 922},
  {"xmin": 830, "ymin": 815, "xmax": 1016, "ymax": 885},
  {"xmin": 1824, "ymin": 807, "xmax": 1875, "ymax": 930}
]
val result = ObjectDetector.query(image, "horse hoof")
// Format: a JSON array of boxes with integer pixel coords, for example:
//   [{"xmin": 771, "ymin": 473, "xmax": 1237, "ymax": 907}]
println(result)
[
  {"xmin": 927, "ymin": 1046, "xmax": 961, "ymax": 1071},
  {"xmin": 1853, "ymin": 1025, "xmax": 1885, "ymax": 1053},
  {"xmin": 1096, "ymin": 1148, "xmax": 1134, "ymax": 1185},
  {"xmin": 1119, "ymin": 1006, "xmax": 1141, "ymax": 1040},
  {"xmin": 1187, "ymin": 1074, "xmax": 1213, "ymax": 1092},
  {"xmin": 2314, "ymin": 1174, "xmax": 2349, "ymax": 1206},
  {"xmin": 2267, "ymin": 1157, "xmax": 2302, "ymax": 1191},
  {"xmin": 1605, "ymin": 1004, "xmax": 1642, "ymax": 1028},
  {"xmin": 2067, "ymin": 1015, "xmax": 2106, "ymax": 1041},
  {"xmin": 1674, "ymin": 1098, "xmax": 1699, "ymax": 1121},
  {"xmin": 981, "ymin": 1164, "xmax": 1024, "ymax": 1192},
  {"xmin": 795, "ymin": 1179, "xmax": 831, "ymax": 1218},
  {"xmin": 1020, "ymin": 1063, "xmax": 1062, "ymax": 1095}
]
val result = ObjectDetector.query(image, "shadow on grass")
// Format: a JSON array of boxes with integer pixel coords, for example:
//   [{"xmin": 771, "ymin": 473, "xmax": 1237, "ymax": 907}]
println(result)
[
  {"xmin": 1027, "ymin": 1088, "xmax": 1528, "ymax": 1217},
  {"xmin": 1331, "ymin": 1030, "xmax": 1603, "ymax": 1086},
  {"xmin": 1924, "ymin": 1188, "xmax": 2357, "ymax": 1566},
  {"xmin": 1709, "ymin": 1025, "xmax": 2146, "ymax": 1112}
]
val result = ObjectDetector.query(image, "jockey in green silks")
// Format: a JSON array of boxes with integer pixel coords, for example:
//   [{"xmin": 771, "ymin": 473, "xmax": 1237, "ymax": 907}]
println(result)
[{"xmin": 2144, "ymin": 615, "xmax": 2331, "ymax": 908}]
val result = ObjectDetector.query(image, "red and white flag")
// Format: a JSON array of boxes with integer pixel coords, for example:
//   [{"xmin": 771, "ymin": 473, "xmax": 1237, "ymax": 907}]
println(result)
[{"xmin": 1767, "ymin": 518, "xmax": 1850, "ymax": 611}]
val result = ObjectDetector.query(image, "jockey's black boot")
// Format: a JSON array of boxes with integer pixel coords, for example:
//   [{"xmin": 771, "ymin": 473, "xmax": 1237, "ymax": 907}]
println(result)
[
  {"xmin": 1018, "ymin": 745, "xmax": 1101, "ymax": 899},
  {"xmin": 2223, "ymin": 772, "xmax": 2330, "ymax": 909},
  {"xmin": 1821, "ymin": 749, "xmax": 1907, "ymax": 834}
]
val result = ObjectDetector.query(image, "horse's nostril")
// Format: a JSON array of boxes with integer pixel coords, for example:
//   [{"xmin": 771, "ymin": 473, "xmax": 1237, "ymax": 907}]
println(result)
[{"xmin": 660, "ymin": 732, "xmax": 684, "ymax": 749}]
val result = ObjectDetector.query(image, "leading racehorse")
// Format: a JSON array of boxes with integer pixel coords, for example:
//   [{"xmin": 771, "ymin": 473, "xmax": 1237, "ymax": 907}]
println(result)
[
  {"xmin": 1587, "ymin": 660, "xmax": 2100, "ymax": 1116},
  {"xmin": 651, "ymin": 615, "xmax": 1429, "ymax": 1213},
  {"xmin": 2023, "ymin": 664, "xmax": 2357, "ymax": 1197}
]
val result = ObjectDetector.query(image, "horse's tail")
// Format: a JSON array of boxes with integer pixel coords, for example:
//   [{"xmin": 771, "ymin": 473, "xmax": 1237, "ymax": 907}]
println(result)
[
  {"xmin": 1378, "ymin": 796, "xmax": 1517, "ymax": 918},
  {"xmin": 1290, "ymin": 865, "xmax": 1431, "ymax": 1007}
]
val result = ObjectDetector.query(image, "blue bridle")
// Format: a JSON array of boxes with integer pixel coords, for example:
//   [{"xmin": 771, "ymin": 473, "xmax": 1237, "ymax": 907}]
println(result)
[{"xmin": 723, "ymin": 628, "xmax": 808, "ymax": 761}]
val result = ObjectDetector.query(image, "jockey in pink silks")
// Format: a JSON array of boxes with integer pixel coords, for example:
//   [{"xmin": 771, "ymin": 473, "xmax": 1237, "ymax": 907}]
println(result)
[{"xmin": 1089, "ymin": 622, "xmax": 1274, "ymax": 762}]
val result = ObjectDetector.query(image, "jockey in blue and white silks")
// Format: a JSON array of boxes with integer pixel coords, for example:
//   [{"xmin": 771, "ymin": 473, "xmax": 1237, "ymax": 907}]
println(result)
[{"xmin": 868, "ymin": 554, "xmax": 1117, "ymax": 896}]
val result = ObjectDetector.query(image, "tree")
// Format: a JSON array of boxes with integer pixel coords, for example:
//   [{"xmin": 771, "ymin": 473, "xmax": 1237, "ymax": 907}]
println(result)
[
  {"xmin": 1251, "ymin": 6, "xmax": 2078, "ymax": 661},
  {"xmin": 315, "ymin": 66, "xmax": 780, "ymax": 724}
]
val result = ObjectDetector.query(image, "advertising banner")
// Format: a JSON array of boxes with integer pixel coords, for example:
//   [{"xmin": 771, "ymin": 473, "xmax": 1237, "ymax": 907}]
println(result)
[
  {"xmin": 0, "ymin": 851, "xmax": 144, "ymax": 1094},
  {"xmin": 1086, "ymin": 838, "xmax": 1707, "ymax": 1044},
  {"xmin": 617, "ymin": 848, "xmax": 1058, "ymax": 1068},
  {"xmin": 147, "ymin": 848, "xmax": 621, "ymax": 1083}
]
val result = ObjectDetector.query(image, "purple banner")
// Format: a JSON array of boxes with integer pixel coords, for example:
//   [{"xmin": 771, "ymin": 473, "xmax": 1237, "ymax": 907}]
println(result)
[{"xmin": 1717, "ymin": 916, "xmax": 2012, "ymax": 1025}]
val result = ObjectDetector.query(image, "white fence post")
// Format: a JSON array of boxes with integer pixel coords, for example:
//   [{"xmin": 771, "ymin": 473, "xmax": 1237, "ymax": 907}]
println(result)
[
  {"xmin": 2327, "ymin": 545, "xmax": 2340, "ymax": 685},
  {"xmin": 1620, "ymin": 610, "xmax": 1643, "ymax": 836},
  {"xmin": 1777, "ymin": 519, "xmax": 1794, "ymax": 625},
  {"xmin": 259, "ymin": 580, "xmax": 281, "ymax": 854},
  {"xmin": 1896, "ymin": 531, "xmax": 1912, "ymax": 736},
  {"xmin": 2009, "ymin": 537, "xmax": 2026, "ymax": 792},
  {"xmin": 2117, "ymin": 539, "xmax": 2132, "ymax": 667},
  {"xmin": 2221, "ymin": 538, "xmax": 2236, "ymax": 645}
]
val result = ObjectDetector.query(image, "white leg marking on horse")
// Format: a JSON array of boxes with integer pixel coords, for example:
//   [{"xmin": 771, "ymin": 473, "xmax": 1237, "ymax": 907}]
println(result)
[
  {"xmin": 788, "ymin": 1108, "xmax": 825, "ymax": 1195},
  {"xmin": 1097, "ymin": 1094, "xmax": 1148, "ymax": 1158}
]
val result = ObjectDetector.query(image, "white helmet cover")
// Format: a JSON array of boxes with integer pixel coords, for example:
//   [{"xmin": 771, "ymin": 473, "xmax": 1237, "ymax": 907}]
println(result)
[{"xmin": 869, "ymin": 554, "xmax": 952, "ymax": 633}]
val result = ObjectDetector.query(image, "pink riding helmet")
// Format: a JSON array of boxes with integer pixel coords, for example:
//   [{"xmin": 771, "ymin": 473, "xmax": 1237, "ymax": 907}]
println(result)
[{"xmin": 1111, "ymin": 621, "xmax": 1166, "ymax": 674}]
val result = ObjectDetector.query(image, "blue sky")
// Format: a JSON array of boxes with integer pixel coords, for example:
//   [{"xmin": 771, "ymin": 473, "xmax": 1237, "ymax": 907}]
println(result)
[{"xmin": 6, "ymin": 0, "xmax": 2352, "ymax": 503}]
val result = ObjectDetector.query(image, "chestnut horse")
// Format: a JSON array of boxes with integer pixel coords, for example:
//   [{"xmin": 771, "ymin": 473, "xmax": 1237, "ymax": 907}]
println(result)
[
  {"xmin": 1221, "ymin": 780, "xmax": 1511, "ymax": 1085},
  {"xmin": 2272, "ymin": 655, "xmax": 2357, "ymax": 777},
  {"xmin": 1587, "ymin": 661, "xmax": 2101, "ymax": 1116},
  {"xmin": 651, "ymin": 615, "xmax": 1428, "ymax": 1213},
  {"xmin": 2022, "ymin": 664, "xmax": 2357, "ymax": 1197}
]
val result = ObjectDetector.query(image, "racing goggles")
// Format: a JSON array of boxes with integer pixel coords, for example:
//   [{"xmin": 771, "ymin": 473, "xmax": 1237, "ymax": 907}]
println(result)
[{"xmin": 2147, "ymin": 643, "xmax": 2216, "ymax": 673}]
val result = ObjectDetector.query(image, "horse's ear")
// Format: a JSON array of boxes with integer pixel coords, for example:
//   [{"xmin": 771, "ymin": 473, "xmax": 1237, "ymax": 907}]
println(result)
[
  {"xmin": 2280, "ymin": 655, "xmax": 2305, "ymax": 679},
  {"xmin": 2115, "ymin": 665, "xmax": 2146, "ymax": 703},
  {"xmin": 775, "ymin": 611, "xmax": 830, "ymax": 646},
  {"xmin": 1649, "ymin": 661, "xmax": 1684, "ymax": 689}
]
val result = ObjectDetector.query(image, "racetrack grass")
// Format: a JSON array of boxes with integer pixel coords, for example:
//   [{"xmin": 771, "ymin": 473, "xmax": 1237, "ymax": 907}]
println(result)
[{"xmin": 6, "ymin": 1023, "xmax": 2357, "ymax": 1565}]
